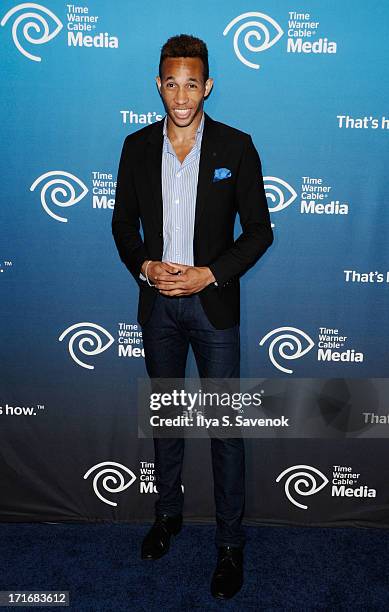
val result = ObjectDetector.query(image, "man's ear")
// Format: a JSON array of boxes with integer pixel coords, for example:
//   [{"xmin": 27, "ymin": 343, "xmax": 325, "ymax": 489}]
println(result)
[
  {"xmin": 204, "ymin": 78, "xmax": 214, "ymax": 99},
  {"xmin": 156, "ymin": 76, "xmax": 162, "ymax": 94}
]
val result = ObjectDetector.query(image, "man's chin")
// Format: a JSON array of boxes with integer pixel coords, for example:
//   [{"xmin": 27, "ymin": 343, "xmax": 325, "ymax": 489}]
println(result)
[{"xmin": 168, "ymin": 110, "xmax": 198, "ymax": 128}]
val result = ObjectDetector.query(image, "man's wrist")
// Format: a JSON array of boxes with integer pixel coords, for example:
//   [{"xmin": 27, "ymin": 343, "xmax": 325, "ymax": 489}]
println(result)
[
  {"xmin": 203, "ymin": 266, "xmax": 217, "ymax": 286},
  {"xmin": 141, "ymin": 260, "xmax": 151, "ymax": 275}
]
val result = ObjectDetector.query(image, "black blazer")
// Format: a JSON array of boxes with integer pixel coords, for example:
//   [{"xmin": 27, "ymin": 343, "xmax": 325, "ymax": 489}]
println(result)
[{"xmin": 112, "ymin": 113, "xmax": 273, "ymax": 329}]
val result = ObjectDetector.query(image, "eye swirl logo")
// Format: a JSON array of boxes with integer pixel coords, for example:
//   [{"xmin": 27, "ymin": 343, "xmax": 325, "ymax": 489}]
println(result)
[
  {"xmin": 84, "ymin": 462, "xmax": 136, "ymax": 506},
  {"xmin": 223, "ymin": 12, "xmax": 283, "ymax": 69},
  {"xmin": 259, "ymin": 327, "xmax": 315, "ymax": 374},
  {"xmin": 264, "ymin": 177, "xmax": 297, "ymax": 213},
  {"xmin": 1, "ymin": 3, "xmax": 62, "ymax": 62},
  {"xmin": 30, "ymin": 171, "xmax": 88, "ymax": 222},
  {"xmin": 276, "ymin": 465, "xmax": 329, "ymax": 509},
  {"xmin": 58, "ymin": 323, "xmax": 114, "ymax": 370}
]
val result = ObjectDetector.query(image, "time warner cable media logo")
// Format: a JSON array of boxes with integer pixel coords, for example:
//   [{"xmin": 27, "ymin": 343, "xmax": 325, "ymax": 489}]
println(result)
[
  {"xmin": 259, "ymin": 326, "xmax": 364, "ymax": 374},
  {"xmin": 30, "ymin": 171, "xmax": 88, "ymax": 222},
  {"xmin": 84, "ymin": 460, "xmax": 179, "ymax": 505},
  {"xmin": 223, "ymin": 10, "xmax": 337, "ymax": 70},
  {"xmin": 30, "ymin": 170, "xmax": 121, "ymax": 220},
  {"xmin": 59, "ymin": 322, "xmax": 145, "ymax": 369},
  {"xmin": 276, "ymin": 464, "xmax": 376, "ymax": 510},
  {"xmin": 1, "ymin": 2, "xmax": 119, "ymax": 62},
  {"xmin": 84, "ymin": 462, "xmax": 137, "ymax": 507},
  {"xmin": 264, "ymin": 176, "xmax": 349, "ymax": 222},
  {"xmin": 264, "ymin": 176, "xmax": 296, "ymax": 227}
]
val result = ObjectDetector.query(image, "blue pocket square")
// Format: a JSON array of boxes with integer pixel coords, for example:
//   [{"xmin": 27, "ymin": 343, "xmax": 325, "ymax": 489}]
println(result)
[{"xmin": 213, "ymin": 167, "xmax": 232, "ymax": 182}]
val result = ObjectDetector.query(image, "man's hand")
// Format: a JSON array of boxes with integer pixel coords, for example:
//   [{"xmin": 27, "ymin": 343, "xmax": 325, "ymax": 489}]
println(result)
[
  {"xmin": 148, "ymin": 262, "xmax": 216, "ymax": 296},
  {"xmin": 141, "ymin": 260, "xmax": 180, "ymax": 284}
]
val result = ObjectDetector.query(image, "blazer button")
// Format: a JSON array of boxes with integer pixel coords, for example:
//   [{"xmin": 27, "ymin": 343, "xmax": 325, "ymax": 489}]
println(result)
[{"xmin": 158, "ymin": 232, "xmax": 162, "ymax": 237}]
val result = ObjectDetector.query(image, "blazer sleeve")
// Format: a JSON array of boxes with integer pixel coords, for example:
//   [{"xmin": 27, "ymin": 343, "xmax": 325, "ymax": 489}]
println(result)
[
  {"xmin": 208, "ymin": 135, "xmax": 273, "ymax": 287},
  {"xmin": 111, "ymin": 136, "xmax": 149, "ymax": 281}
]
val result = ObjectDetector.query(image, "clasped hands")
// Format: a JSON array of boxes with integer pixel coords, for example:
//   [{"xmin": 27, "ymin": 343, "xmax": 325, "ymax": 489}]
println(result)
[{"xmin": 142, "ymin": 261, "xmax": 216, "ymax": 296}]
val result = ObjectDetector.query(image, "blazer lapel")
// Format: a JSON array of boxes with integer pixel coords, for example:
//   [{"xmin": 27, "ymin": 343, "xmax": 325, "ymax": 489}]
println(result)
[
  {"xmin": 146, "ymin": 120, "xmax": 164, "ymax": 233},
  {"xmin": 194, "ymin": 113, "xmax": 219, "ymax": 230}
]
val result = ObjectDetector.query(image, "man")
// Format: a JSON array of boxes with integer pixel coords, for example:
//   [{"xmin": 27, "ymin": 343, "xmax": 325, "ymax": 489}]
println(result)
[{"xmin": 112, "ymin": 34, "xmax": 273, "ymax": 599}]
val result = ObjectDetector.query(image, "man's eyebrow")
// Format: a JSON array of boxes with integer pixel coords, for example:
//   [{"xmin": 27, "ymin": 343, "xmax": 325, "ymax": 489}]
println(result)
[{"xmin": 163, "ymin": 76, "xmax": 200, "ymax": 82}]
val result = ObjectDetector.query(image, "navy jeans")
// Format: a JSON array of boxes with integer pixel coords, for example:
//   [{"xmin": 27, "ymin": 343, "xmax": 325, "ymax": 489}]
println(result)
[{"xmin": 141, "ymin": 292, "xmax": 245, "ymax": 548}]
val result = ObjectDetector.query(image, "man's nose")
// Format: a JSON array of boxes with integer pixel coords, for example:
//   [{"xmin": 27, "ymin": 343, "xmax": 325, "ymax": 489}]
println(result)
[{"xmin": 174, "ymin": 87, "xmax": 189, "ymax": 104}]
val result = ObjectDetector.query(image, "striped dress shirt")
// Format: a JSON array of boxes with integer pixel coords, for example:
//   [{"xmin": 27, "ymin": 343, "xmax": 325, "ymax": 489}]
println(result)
[
  {"xmin": 161, "ymin": 112, "xmax": 204, "ymax": 266},
  {"xmin": 140, "ymin": 113, "xmax": 204, "ymax": 281}
]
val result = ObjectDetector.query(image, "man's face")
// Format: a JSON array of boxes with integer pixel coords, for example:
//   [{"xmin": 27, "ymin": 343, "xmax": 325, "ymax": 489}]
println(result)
[{"xmin": 156, "ymin": 56, "xmax": 213, "ymax": 128}]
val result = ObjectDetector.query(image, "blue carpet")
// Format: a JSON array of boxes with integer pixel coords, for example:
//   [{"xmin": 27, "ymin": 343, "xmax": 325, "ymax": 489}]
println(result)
[{"xmin": 0, "ymin": 523, "xmax": 388, "ymax": 611}]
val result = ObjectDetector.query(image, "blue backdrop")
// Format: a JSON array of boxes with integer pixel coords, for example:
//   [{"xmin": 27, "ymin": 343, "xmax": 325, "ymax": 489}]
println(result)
[{"xmin": 1, "ymin": 1, "xmax": 389, "ymax": 525}]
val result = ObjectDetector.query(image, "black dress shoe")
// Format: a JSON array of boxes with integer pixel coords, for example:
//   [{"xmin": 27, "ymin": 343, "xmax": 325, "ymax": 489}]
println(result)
[
  {"xmin": 141, "ymin": 514, "xmax": 182, "ymax": 560},
  {"xmin": 211, "ymin": 545, "xmax": 244, "ymax": 599}
]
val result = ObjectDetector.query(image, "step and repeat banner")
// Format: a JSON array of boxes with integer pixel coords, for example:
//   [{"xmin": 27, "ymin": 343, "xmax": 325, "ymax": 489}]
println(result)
[{"xmin": 1, "ymin": 1, "xmax": 389, "ymax": 526}]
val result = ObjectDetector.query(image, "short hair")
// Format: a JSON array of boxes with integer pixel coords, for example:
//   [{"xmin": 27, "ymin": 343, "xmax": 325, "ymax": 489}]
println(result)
[{"xmin": 159, "ymin": 34, "xmax": 209, "ymax": 82}]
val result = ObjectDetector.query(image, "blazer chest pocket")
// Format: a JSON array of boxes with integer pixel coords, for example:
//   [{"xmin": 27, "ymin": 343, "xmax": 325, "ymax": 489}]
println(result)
[{"xmin": 212, "ymin": 176, "xmax": 233, "ymax": 189}]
